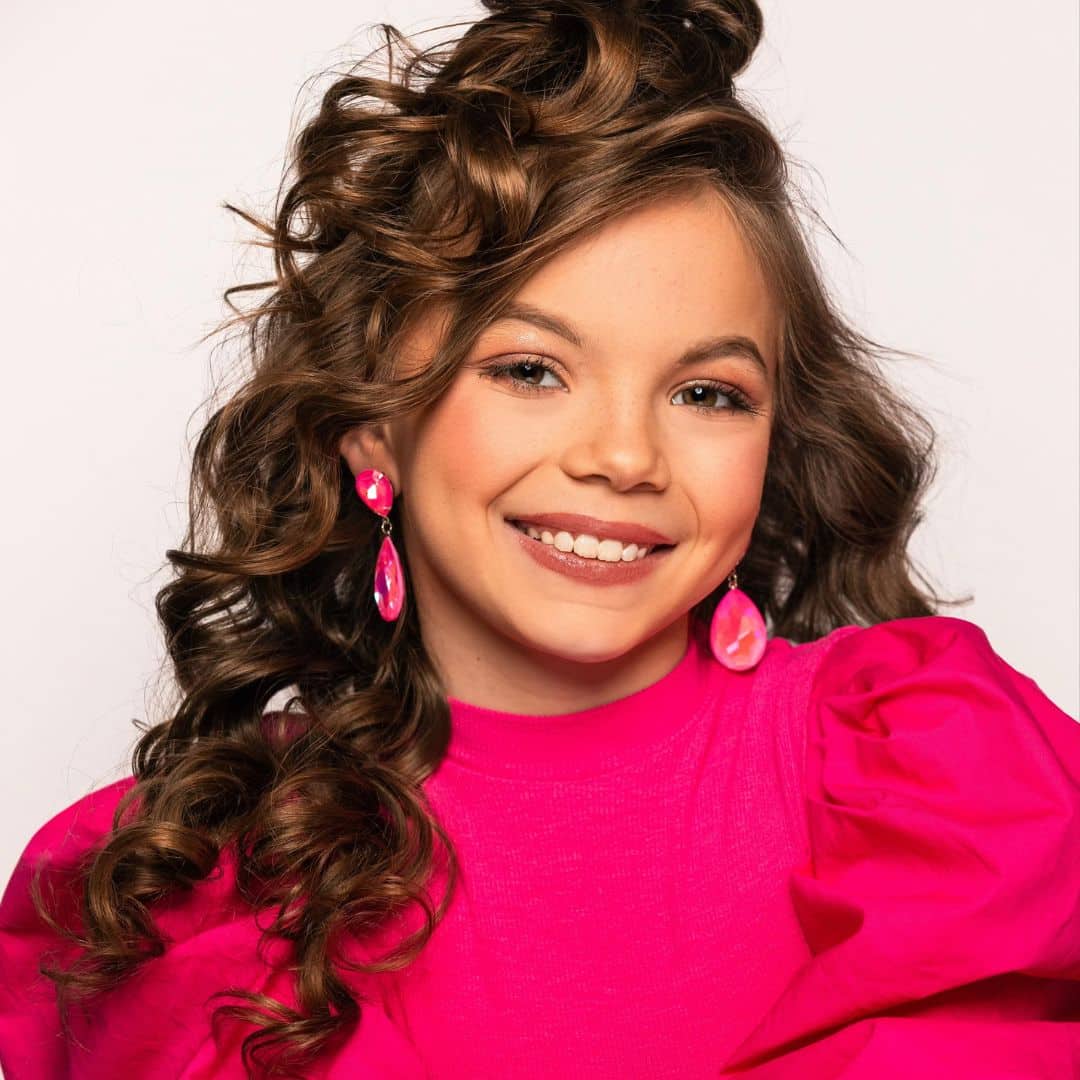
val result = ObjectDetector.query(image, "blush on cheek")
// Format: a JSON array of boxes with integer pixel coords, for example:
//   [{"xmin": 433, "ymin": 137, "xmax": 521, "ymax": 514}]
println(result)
[
  {"xmin": 698, "ymin": 450, "xmax": 768, "ymax": 541},
  {"xmin": 417, "ymin": 378, "xmax": 538, "ymax": 500}
]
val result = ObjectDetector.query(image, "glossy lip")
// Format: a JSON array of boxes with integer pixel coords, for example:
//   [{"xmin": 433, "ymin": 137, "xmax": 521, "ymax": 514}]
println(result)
[
  {"xmin": 505, "ymin": 512, "xmax": 675, "ymax": 547},
  {"xmin": 504, "ymin": 519, "xmax": 674, "ymax": 585}
]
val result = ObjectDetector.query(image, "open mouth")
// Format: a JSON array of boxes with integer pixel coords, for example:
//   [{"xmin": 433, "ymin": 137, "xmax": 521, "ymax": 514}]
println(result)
[{"xmin": 507, "ymin": 519, "xmax": 675, "ymax": 561}]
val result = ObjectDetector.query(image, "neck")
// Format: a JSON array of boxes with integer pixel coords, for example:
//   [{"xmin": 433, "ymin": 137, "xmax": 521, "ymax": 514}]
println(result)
[{"xmin": 423, "ymin": 607, "xmax": 693, "ymax": 716}]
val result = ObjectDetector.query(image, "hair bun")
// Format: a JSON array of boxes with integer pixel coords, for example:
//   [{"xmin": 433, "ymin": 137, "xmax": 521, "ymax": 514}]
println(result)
[
  {"xmin": 643, "ymin": 0, "xmax": 762, "ymax": 80},
  {"xmin": 481, "ymin": 0, "xmax": 764, "ymax": 86}
]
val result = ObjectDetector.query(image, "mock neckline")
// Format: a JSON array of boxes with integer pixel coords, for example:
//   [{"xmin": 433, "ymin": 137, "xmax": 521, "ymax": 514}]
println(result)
[{"xmin": 443, "ymin": 620, "xmax": 719, "ymax": 779}]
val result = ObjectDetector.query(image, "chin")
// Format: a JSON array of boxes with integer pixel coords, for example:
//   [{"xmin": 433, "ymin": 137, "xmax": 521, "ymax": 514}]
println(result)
[{"xmin": 507, "ymin": 618, "xmax": 651, "ymax": 666}]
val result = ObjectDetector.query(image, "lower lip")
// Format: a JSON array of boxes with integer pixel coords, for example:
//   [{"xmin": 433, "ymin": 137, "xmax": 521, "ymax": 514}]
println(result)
[{"xmin": 504, "ymin": 520, "xmax": 674, "ymax": 586}]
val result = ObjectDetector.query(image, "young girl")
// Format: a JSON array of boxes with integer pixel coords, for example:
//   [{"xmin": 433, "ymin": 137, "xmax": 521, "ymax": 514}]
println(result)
[{"xmin": 1, "ymin": 1, "xmax": 1077, "ymax": 1077}]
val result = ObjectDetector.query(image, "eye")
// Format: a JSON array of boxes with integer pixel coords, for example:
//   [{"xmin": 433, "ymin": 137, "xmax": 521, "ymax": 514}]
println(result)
[
  {"xmin": 479, "ymin": 357, "xmax": 565, "ymax": 393},
  {"xmin": 671, "ymin": 381, "xmax": 756, "ymax": 415}
]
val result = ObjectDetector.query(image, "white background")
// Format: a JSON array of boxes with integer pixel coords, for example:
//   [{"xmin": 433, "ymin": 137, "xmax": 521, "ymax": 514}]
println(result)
[{"xmin": 1, "ymin": 1, "xmax": 1077, "ymax": 888}]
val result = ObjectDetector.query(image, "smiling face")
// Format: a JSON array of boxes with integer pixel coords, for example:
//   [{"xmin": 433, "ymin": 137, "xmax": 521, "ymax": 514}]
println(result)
[{"xmin": 340, "ymin": 185, "xmax": 778, "ymax": 710}]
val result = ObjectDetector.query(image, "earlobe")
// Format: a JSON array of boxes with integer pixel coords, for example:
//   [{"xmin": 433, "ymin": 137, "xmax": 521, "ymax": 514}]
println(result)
[{"xmin": 339, "ymin": 424, "xmax": 400, "ymax": 494}]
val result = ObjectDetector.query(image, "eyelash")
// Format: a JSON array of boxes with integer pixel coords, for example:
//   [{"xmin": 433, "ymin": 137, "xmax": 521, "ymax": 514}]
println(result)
[{"xmin": 480, "ymin": 358, "xmax": 758, "ymax": 415}]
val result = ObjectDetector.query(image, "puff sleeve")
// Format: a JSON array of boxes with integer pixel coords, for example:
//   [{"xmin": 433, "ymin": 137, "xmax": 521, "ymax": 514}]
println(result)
[
  {"xmin": 0, "ymin": 778, "xmax": 427, "ymax": 1079},
  {"xmin": 719, "ymin": 615, "xmax": 1080, "ymax": 1079}
]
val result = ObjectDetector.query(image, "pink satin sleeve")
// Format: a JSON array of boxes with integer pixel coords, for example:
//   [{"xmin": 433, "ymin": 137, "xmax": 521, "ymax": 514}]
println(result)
[
  {"xmin": 0, "ymin": 777, "xmax": 426, "ymax": 1079},
  {"xmin": 719, "ymin": 615, "xmax": 1080, "ymax": 1078}
]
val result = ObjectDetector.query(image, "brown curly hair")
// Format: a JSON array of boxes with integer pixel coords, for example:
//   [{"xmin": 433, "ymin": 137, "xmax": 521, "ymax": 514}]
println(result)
[{"xmin": 29, "ymin": 0, "xmax": 967, "ymax": 1075}]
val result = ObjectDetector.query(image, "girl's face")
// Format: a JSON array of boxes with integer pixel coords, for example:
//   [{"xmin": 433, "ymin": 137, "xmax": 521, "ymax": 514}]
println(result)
[{"xmin": 341, "ymin": 186, "xmax": 777, "ymax": 704}]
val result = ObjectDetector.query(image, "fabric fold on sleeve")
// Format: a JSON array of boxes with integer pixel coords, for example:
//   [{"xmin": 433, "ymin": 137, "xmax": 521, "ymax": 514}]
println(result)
[{"xmin": 718, "ymin": 615, "xmax": 1080, "ymax": 1078}]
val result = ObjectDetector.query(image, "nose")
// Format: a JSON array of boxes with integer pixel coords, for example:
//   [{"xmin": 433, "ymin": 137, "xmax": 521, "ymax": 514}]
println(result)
[{"xmin": 560, "ymin": 391, "xmax": 670, "ymax": 493}]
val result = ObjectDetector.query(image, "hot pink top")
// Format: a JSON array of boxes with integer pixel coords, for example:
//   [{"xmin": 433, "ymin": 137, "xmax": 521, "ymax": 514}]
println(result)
[{"xmin": 2, "ymin": 615, "xmax": 1078, "ymax": 1078}]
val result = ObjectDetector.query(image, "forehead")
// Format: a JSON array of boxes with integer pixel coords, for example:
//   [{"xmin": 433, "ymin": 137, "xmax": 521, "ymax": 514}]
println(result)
[
  {"xmin": 486, "ymin": 188, "xmax": 778, "ymax": 374},
  {"xmin": 396, "ymin": 187, "xmax": 779, "ymax": 378}
]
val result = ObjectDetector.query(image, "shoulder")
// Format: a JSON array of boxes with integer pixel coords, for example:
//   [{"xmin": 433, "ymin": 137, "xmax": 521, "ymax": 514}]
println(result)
[
  {"xmin": 720, "ymin": 616, "xmax": 1080, "ymax": 1074},
  {"xmin": 765, "ymin": 614, "xmax": 1080, "ymax": 933},
  {"xmin": 0, "ymin": 777, "xmax": 135, "ymax": 1075},
  {"xmin": 802, "ymin": 613, "xmax": 1079, "ymax": 751},
  {"xmin": 0, "ymin": 775, "xmax": 279, "ymax": 1076},
  {"xmin": 1, "ymin": 775, "xmax": 138, "ymax": 960},
  {"xmin": 6, "ymin": 775, "xmax": 137, "ymax": 882},
  {"xmin": 0, "ymin": 774, "xmax": 264, "ymax": 963},
  {"xmin": 807, "ymin": 612, "xmax": 1037, "ymax": 693},
  {"xmin": 796, "ymin": 613, "xmax": 1080, "ymax": 826},
  {"xmin": 0, "ymin": 775, "xmax": 425, "ymax": 1078},
  {"xmin": 792, "ymin": 615, "xmax": 1080, "ymax": 982},
  {"xmin": 766, "ymin": 612, "xmax": 1046, "ymax": 695}
]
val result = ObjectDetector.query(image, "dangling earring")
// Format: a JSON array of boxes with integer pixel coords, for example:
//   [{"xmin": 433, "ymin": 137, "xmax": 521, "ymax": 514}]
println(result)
[
  {"xmin": 354, "ymin": 468, "xmax": 406, "ymax": 621},
  {"xmin": 709, "ymin": 564, "xmax": 767, "ymax": 671}
]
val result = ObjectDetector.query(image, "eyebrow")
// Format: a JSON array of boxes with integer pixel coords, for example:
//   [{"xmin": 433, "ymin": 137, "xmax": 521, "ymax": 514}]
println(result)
[{"xmin": 490, "ymin": 301, "xmax": 770, "ymax": 377}]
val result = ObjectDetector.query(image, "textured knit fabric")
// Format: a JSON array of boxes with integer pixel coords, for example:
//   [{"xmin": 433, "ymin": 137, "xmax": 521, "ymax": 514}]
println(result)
[{"xmin": 1, "ymin": 614, "xmax": 1078, "ymax": 1078}]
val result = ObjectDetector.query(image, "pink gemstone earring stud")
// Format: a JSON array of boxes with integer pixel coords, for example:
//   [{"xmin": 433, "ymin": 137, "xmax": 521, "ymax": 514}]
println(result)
[
  {"xmin": 709, "ymin": 566, "xmax": 767, "ymax": 671},
  {"xmin": 354, "ymin": 468, "xmax": 406, "ymax": 621}
]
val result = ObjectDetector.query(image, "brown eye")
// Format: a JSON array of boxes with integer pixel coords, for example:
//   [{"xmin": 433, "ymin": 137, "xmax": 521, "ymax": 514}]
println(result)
[
  {"xmin": 481, "ymin": 358, "xmax": 564, "ymax": 392},
  {"xmin": 672, "ymin": 382, "xmax": 754, "ymax": 414}
]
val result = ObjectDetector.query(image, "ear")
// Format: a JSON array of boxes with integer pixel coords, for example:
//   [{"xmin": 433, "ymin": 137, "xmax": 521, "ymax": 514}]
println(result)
[{"xmin": 339, "ymin": 423, "xmax": 402, "ymax": 495}]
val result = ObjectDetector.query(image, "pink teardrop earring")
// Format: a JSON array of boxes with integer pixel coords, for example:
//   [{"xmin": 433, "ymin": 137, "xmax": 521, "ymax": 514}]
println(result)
[
  {"xmin": 709, "ymin": 564, "xmax": 767, "ymax": 671},
  {"xmin": 354, "ymin": 468, "xmax": 406, "ymax": 621}
]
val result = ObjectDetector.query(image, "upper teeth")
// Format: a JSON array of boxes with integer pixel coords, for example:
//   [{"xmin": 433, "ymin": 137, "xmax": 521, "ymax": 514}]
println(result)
[{"xmin": 513, "ymin": 521, "xmax": 653, "ymax": 561}]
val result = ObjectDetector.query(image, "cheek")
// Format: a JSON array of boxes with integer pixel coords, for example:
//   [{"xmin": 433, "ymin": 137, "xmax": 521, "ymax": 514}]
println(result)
[
  {"xmin": 686, "ymin": 430, "xmax": 770, "ymax": 532},
  {"xmin": 412, "ymin": 378, "xmax": 537, "ymax": 502}
]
